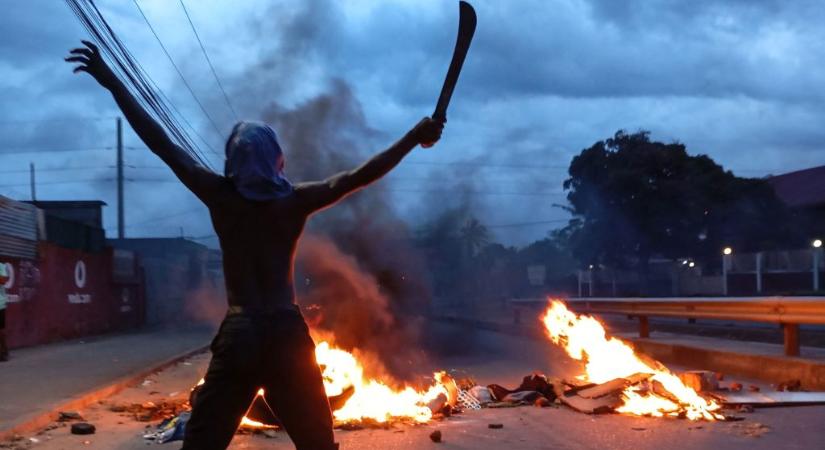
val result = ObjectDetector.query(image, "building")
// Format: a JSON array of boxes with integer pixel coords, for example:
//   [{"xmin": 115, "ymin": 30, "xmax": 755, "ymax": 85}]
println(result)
[
  {"xmin": 108, "ymin": 238, "xmax": 225, "ymax": 326},
  {"xmin": 0, "ymin": 196, "xmax": 143, "ymax": 348}
]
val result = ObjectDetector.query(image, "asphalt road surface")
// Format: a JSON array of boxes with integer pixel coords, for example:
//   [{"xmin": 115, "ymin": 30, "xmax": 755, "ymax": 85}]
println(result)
[{"xmin": 3, "ymin": 323, "xmax": 824, "ymax": 450}]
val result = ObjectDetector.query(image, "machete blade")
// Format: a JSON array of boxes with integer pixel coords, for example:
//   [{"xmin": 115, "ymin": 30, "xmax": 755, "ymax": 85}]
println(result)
[{"xmin": 432, "ymin": 1, "xmax": 477, "ymax": 123}]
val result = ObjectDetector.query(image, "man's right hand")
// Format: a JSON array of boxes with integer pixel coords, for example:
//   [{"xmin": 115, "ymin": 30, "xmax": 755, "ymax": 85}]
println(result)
[
  {"xmin": 411, "ymin": 117, "xmax": 446, "ymax": 148},
  {"xmin": 65, "ymin": 40, "xmax": 118, "ymax": 90}
]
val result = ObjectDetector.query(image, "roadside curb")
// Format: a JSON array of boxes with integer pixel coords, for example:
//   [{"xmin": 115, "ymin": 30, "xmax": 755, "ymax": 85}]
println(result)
[
  {"xmin": 0, "ymin": 344, "xmax": 209, "ymax": 441},
  {"xmin": 433, "ymin": 315, "xmax": 825, "ymax": 390}
]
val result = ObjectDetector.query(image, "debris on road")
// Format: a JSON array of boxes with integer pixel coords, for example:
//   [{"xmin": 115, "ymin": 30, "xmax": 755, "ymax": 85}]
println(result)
[
  {"xmin": 108, "ymin": 399, "xmax": 189, "ymax": 422},
  {"xmin": 678, "ymin": 371, "xmax": 719, "ymax": 392},
  {"xmin": 429, "ymin": 430, "xmax": 442, "ymax": 443},
  {"xmin": 488, "ymin": 423, "xmax": 503, "ymax": 429},
  {"xmin": 70, "ymin": 423, "xmax": 96, "ymax": 435},
  {"xmin": 57, "ymin": 411, "xmax": 83, "ymax": 422},
  {"xmin": 143, "ymin": 411, "xmax": 190, "ymax": 444}
]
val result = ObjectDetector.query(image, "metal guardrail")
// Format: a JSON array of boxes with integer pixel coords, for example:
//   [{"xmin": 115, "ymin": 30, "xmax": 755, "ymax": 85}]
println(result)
[{"xmin": 508, "ymin": 296, "xmax": 825, "ymax": 357}]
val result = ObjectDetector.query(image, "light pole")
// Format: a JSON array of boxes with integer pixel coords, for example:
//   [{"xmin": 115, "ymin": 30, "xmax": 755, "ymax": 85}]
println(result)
[
  {"xmin": 588, "ymin": 264, "xmax": 595, "ymax": 297},
  {"xmin": 813, "ymin": 239, "xmax": 822, "ymax": 291},
  {"xmin": 722, "ymin": 247, "xmax": 733, "ymax": 296}
]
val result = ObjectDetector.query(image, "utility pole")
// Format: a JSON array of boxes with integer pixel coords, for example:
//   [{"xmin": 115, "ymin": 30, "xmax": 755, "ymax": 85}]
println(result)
[
  {"xmin": 29, "ymin": 162, "xmax": 36, "ymax": 201},
  {"xmin": 117, "ymin": 117, "xmax": 125, "ymax": 239}
]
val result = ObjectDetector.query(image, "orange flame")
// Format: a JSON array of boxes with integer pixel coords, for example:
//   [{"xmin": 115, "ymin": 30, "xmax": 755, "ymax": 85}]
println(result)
[
  {"xmin": 541, "ymin": 300, "xmax": 723, "ymax": 420},
  {"xmin": 315, "ymin": 342, "xmax": 449, "ymax": 423},
  {"xmin": 196, "ymin": 342, "xmax": 450, "ymax": 427}
]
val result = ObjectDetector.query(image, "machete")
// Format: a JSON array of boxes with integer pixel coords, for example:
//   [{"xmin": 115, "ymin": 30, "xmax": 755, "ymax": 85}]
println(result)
[{"xmin": 423, "ymin": 1, "xmax": 476, "ymax": 148}]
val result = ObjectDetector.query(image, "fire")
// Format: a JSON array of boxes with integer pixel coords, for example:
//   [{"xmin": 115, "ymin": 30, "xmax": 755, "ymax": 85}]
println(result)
[
  {"xmin": 195, "ymin": 342, "xmax": 450, "ymax": 428},
  {"xmin": 314, "ymin": 342, "xmax": 449, "ymax": 423},
  {"xmin": 541, "ymin": 300, "xmax": 723, "ymax": 420}
]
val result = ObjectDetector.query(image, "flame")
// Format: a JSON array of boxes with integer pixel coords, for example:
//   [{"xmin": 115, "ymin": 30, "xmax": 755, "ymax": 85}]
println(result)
[
  {"xmin": 196, "ymin": 342, "xmax": 450, "ymax": 427},
  {"xmin": 315, "ymin": 342, "xmax": 449, "ymax": 423},
  {"xmin": 541, "ymin": 300, "xmax": 723, "ymax": 420}
]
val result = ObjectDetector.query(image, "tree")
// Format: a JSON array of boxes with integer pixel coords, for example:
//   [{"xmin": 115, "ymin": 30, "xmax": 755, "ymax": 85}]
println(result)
[
  {"xmin": 562, "ymin": 130, "xmax": 800, "ymax": 291},
  {"xmin": 459, "ymin": 218, "xmax": 491, "ymax": 258}
]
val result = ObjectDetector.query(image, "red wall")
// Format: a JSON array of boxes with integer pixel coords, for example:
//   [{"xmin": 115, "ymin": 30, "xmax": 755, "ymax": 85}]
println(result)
[{"xmin": 1, "ymin": 243, "xmax": 144, "ymax": 349}]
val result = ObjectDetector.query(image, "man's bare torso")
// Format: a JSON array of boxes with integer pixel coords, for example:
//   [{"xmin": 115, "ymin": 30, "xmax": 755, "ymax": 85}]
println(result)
[{"xmin": 208, "ymin": 178, "xmax": 309, "ymax": 310}]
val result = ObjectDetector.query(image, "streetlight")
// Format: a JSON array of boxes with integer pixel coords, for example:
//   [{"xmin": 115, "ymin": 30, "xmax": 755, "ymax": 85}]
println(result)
[
  {"xmin": 813, "ymin": 240, "xmax": 823, "ymax": 291},
  {"xmin": 688, "ymin": 261, "xmax": 695, "ymax": 268},
  {"xmin": 722, "ymin": 247, "xmax": 733, "ymax": 296}
]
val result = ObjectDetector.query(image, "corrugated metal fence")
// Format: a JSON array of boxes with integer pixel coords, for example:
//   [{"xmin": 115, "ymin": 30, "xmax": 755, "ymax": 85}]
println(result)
[{"xmin": 0, "ymin": 196, "xmax": 41, "ymax": 259}]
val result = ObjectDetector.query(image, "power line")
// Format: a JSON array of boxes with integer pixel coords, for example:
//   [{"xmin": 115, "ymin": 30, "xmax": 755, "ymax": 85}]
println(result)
[
  {"xmin": 124, "ymin": 206, "xmax": 205, "ymax": 228},
  {"xmin": 0, "ymin": 165, "xmax": 113, "ymax": 174},
  {"xmin": 132, "ymin": 0, "xmax": 225, "ymax": 141},
  {"xmin": 65, "ymin": 0, "xmax": 216, "ymax": 170},
  {"xmin": 0, "ymin": 117, "xmax": 116, "ymax": 126},
  {"xmin": 0, "ymin": 178, "xmax": 113, "ymax": 188},
  {"xmin": 0, "ymin": 147, "xmax": 114, "ymax": 155},
  {"xmin": 403, "ymin": 160, "xmax": 569, "ymax": 170},
  {"xmin": 178, "ymin": 0, "xmax": 239, "ymax": 121}
]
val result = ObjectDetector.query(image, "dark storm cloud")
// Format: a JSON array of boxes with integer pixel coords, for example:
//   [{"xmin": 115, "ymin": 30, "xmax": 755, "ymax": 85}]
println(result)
[{"xmin": 3, "ymin": 0, "xmax": 825, "ymax": 245}]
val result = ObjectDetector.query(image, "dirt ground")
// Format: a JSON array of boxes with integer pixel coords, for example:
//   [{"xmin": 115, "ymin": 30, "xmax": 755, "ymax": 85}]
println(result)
[{"xmin": 2, "ymin": 326, "xmax": 825, "ymax": 450}]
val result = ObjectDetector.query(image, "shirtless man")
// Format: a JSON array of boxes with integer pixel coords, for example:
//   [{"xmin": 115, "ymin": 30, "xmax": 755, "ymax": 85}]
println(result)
[{"xmin": 66, "ymin": 40, "xmax": 444, "ymax": 450}]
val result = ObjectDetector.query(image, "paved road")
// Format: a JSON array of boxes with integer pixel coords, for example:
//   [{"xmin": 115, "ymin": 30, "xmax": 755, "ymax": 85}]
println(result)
[
  {"xmin": 0, "ymin": 325, "xmax": 214, "ymax": 434},
  {"xmin": 4, "ymin": 324, "xmax": 824, "ymax": 449}
]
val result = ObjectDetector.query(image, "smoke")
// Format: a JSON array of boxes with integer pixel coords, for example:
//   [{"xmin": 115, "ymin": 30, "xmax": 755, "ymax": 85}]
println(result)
[
  {"xmin": 214, "ymin": 0, "xmax": 484, "ymax": 381},
  {"xmin": 253, "ymin": 76, "xmax": 434, "ymax": 380}
]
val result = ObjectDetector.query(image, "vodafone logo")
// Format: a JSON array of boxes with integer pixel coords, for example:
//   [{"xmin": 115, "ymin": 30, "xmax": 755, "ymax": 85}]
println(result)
[{"xmin": 74, "ymin": 260, "xmax": 87, "ymax": 289}]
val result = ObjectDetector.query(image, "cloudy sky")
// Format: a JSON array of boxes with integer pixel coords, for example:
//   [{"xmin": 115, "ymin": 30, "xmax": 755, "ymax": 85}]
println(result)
[{"xmin": 2, "ymin": 0, "xmax": 824, "ymax": 247}]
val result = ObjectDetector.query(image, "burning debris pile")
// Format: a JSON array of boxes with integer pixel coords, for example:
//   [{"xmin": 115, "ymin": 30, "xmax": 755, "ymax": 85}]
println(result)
[
  {"xmin": 541, "ymin": 300, "xmax": 725, "ymax": 420},
  {"xmin": 188, "ymin": 341, "xmax": 455, "ymax": 431}
]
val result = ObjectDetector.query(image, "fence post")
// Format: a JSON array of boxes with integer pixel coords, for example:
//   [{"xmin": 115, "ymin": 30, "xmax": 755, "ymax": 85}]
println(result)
[
  {"xmin": 783, "ymin": 323, "xmax": 800, "ymax": 357},
  {"xmin": 756, "ymin": 252, "xmax": 763, "ymax": 293},
  {"xmin": 639, "ymin": 316, "xmax": 650, "ymax": 338}
]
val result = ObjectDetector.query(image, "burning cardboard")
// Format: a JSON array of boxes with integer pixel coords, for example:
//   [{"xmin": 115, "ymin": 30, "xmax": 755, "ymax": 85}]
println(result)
[{"xmin": 542, "ymin": 300, "xmax": 725, "ymax": 420}]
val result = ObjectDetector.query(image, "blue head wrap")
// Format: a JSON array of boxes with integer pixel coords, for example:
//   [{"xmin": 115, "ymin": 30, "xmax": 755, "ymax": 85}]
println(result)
[{"xmin": 224, "ymin": 121, "xmax": 293, "ymax": 201}]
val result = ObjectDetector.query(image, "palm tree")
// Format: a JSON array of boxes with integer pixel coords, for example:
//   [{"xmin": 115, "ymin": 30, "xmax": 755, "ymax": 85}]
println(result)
[{"xmin": 460, "ymin": 218, "xmax": 490, "ymax": 258}]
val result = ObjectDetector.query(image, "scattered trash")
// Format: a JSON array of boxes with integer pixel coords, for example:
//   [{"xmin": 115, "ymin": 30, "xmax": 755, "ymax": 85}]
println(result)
[
  {"xmin": 70, "ymin": 423, "xmax": 96, "ymax": 435},
  {"xmin": 143, "ymin": 412, "xmax": 190, "ymax": 444},
  {"xmin": 109, "ymin": 399, "xmax": 189, "ymax": 422},
  {"xmin": 776, "ymin": 379, "xmax": 802, "ymax": 392},
  {"xmin": 488, "ymin": 423, "xmax": 503, "ymax": 429},
  {"xmin": 468, "ymin": 385, "xmax": 493, "ymax": 404},
  {"xmin": 631, "ymin": 427, "xmax": 646, "ymax": 431},
  {"xmin": 429, "ymin": 430, "xmax": 442, "ymax": 443},
  {"xmin": 57, "ymin": 411, "xmax": 84, "ymax": 422},
  {"xmin": 729, "ymin": 382, "xmax": 743, "ymax": 392},
  {"xmin": 457, "ymin": 389, "xmax": 482, "ymax": 410},
  {"xmin": 748, "ymin": 385, "xmax": 760, "ymax": 392},
  {"xmin": 678, "ymin": 371, "xmax": 719, "ymax": 393},
  {"xmin": 427, "ymin": 393, "xmax": 449, "ymax": 414}
]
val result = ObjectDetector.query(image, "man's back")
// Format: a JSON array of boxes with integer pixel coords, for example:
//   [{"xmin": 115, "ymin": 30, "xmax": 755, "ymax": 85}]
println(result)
[{"xmin": 208, "ymin": 179, "xmax": 308, "ymax": 311}]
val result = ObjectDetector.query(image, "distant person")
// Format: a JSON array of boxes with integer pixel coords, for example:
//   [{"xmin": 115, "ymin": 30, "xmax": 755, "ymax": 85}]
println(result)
[
  {"xmin": 0, "ymin": 262, "xmax": 9, "ymax": 362},
  {"xmin": 66, "ymin": 41, "xmax": 444, "ymax": 450}
]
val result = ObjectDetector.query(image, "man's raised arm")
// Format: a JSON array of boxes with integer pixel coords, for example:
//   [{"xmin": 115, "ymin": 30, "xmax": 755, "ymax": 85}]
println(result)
[
  {"xmin": 65, "ymin": 41, "xmax": 219, "ymax": 203},
  {"xmin": 297, "ymin": 117, "xmax": 444, "ymax": 213}
]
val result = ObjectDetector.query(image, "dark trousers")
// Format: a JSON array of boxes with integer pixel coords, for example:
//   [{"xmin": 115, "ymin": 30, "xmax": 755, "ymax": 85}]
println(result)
[{"xmin": 182, "ymin": 309, "xmax": 337, "ymax": 450}]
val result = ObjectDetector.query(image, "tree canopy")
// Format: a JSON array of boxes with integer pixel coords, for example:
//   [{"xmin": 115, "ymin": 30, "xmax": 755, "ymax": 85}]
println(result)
[{"xmin": 562, "ymin": 130, "xmax": 801, "ymax": 275}]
